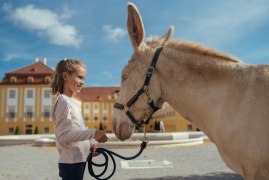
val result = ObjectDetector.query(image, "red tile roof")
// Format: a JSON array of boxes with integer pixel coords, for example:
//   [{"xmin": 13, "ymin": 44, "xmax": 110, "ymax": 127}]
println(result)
[
  {"xmin": 76, "ymin": 87, "xmax": 120, "ymax": 101},
  {"xmin": 5, "ymin": 61, "xmax": 53, "ymax": 75},
  {"xmin": 0, "ymin": 61, "xmax": 54, "ymax": 84}
]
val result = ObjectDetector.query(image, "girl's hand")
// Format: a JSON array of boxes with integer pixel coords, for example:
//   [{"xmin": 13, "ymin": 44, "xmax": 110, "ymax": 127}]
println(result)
[
  {"xmin": 90, "ymin": 144, "xmax": 99, "ymax": 157},
  {"xmin": 94, "ymin": 130, "xmax": 108, "ymax": 143}
]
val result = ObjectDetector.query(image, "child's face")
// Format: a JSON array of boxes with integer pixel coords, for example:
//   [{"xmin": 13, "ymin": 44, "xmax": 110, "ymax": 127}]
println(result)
[{"xmin": 63, "ymin": 65, "xmax": 86, "ymax": 96}]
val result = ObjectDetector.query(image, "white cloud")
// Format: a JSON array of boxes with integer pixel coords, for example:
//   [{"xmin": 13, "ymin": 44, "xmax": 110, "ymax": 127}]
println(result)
[
  {"xmin": 103, "ymin": 71, "xmax": 113, "ymax": 79},
  {"xmin": 103, "ymin": 25, "xmax": 127, "ymax": 42},
  {"xmin": 4, "ymin": 4, "xmax": 81, "ymax": 47},
  {"xmin": 4, "ymin": 53, "xmax": 18, "ymax": 62}
]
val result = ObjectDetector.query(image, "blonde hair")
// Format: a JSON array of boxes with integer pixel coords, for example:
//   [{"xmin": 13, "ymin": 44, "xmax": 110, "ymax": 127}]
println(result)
[{"xmin": 50, "ymin": 59, "xmax": 86, "ymax": 95}]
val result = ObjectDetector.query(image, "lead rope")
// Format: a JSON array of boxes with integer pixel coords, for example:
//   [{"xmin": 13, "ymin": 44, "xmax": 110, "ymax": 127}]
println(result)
[{"xmin": 87, "ymin": 127, "xmax": 149, "ymax": 180}]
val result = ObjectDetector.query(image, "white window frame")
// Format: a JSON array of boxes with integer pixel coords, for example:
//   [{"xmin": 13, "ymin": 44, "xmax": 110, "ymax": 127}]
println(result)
[
  {"xmin": 26, "ymin": 89, "xmax": 33, "ymax": 99},
  {"xmin": 9, "ymin": 89, "xmax": 16, "ymax": 98},
  {"xmin": 44, "ymin": 89, "xmax": 50, "ymax": 98}
]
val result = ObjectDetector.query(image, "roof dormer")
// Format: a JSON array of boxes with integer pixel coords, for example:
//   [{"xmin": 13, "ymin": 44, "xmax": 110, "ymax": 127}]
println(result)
[
  {"xmin": 10, "ymin": 76, "xmax": 17, "ymax": 83},
  {"xmin": 45, "ymin": 76, "xmax": 51, "ymax": 83},
  {"xmin": 27, "ymin": 76, "xmax": 34, "ymax": 83}
]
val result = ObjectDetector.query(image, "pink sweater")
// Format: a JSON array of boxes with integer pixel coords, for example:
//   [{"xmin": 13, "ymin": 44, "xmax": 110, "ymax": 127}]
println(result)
[{"xmin": 52, "ymin": 94, "xmax": 96, "ymax": 163}]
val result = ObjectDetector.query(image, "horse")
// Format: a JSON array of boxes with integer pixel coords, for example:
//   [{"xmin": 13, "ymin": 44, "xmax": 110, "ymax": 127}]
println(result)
[{"xmin": 112, "ymin": 3, "xmax": 269, "ymax": 180}]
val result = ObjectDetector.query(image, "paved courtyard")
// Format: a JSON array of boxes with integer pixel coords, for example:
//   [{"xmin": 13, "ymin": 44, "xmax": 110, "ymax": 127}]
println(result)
[{"xmin": 0, "ymin": 142, "xmax": 243, "ymax": 180}]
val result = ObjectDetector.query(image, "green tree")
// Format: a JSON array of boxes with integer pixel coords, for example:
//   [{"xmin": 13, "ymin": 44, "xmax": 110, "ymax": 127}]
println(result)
[
  {"xmin": 154, "ymin": 121, "xmax": 158, "ymax": 131},
  {"xmin": 99, "ymin": 122, "xmax": 103, "ymax": 131},
  {"xmin": 34, "ymin": 126, "xmax": 39, "ymax": 134},
  {"xmin": 154, "ymin": 121, "xmax": 161, "ymax": 131},
  {"xmin": 14, "ymin": 126, "xmax": 20, "ymax": 135}
]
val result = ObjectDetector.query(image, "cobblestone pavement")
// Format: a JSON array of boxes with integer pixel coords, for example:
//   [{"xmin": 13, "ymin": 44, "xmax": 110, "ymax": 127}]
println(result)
[{"xmin": 0, "ymin": 143, "xmax": 243, "ymax": 180}]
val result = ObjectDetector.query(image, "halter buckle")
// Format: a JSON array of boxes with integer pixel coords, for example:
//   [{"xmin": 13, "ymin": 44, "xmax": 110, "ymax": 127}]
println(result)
[
  {"xmin": 142, "ymin": 136, "xmax": 149, "ymax": 143},
  {"xmin": 146, "ymin": 66, "xmax": 155, "ymax": 77}
]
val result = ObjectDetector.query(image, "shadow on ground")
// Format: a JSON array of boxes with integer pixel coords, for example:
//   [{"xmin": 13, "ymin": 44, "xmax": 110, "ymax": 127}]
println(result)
[{"xmin": 131, "ymin": 172, "xmax": 243, "ymax": 180}]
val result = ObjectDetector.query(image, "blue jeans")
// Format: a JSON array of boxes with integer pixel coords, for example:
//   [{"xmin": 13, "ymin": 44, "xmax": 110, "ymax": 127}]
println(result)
[{"xmin": 58, "ymin": 162, "xmax": 86, "ymax": 180}]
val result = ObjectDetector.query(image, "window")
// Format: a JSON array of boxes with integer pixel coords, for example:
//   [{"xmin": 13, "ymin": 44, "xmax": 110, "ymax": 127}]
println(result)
[
  {"xmin": 45, "ymin": 76, "xmax": 51, "ymax": 83},
  {"xmin": 8, "ymin": 106, "xmax": 16, "ymax": 118},
  {"xmin": 102, "ymin": 103, "xmax": 108, "ymax": 121},
  {"xmin": 84, "ymin": 116, "xmax": 89, "ymax": 121},
  {"xmin": 187, "ymin": 124, "xmax": 193, "ymax": 131},
  {"xmin": 44, "ymin": 90, "xmax": 50, "ymax": 98},
  {"xmin": 26, "ymin": 124, "xmax": 32, "ymax": 128},
  {"xmin": 102, "ymin": 103, "xmax": 107, "ymax": 111},
  {"xmin": 42, "ymin": 106, "xmax": 50, "ymax": 118},
  {"xmin": 94, "ymin": 104, "xmax": 99, "ymax": 110},
  {"xmin": 8, "ymin": 128, "xmax": 14, "ymax": 134},
  {"xmin": 44, "ymin": 127, "xmax": 49, "ymax": 134},
  {"xmin": 8, "ymin": 112, "xmax": 16, "ymax": 118},
  {"xmin": 93, "ymin": 103, "xmax": 99, "ymax": 121},
  {"xmin": 9, "ymin": 90, "xmax": 16, "ymax": 99},
  {"xmin": 27, "ymin": 77, "xmax": 34, "ymax": 83},
  {"xmin": 94, "ymin": 114, "xmax": 98, "ymax": 121},
  {"xmin": 84, "ymin": 104, "xmax": 89, "ymax": 110},
  {"xmin": 114, "ymin": 90, "xmax": 120, "ymax": 99},
  {"xmin": 26, "ymin": 111, "xmax": 33, "ymax": 118},
  {"xmin": 43, "ymin": 112, "xmax": 50, "ymax": 118},
  {"xmin": 27, "ymin": 90, "xmax": 33, "ymax": 98},
  {"xmin": 84, "ymin": 103, "xmax": 90, "ymax": 120},
  {"xmin": 25, "ymin": 106, "xmax": 33, "ymax": 118},
  {"xmin": 103, "ymin": 115, "xmax": 107, "ymax": 121},
  {"xmin": 10, "ymin": 76, "xmax": 17, "ymax": 83}
]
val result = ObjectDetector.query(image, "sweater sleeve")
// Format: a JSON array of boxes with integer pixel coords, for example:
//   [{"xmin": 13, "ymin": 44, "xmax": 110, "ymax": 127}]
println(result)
[{"xmin": 53, "ymin": 96, "xmax": 96, "ymax": 144}]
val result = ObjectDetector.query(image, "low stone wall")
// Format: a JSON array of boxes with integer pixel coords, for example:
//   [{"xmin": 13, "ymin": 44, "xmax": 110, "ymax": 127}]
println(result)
[
  {"xmin": 0, "ymin": 134, "xmax": 55, "ymax": 146},
  {"xmin": 0, "ymin": 132, "xmax": 208, "ymax": 147}
]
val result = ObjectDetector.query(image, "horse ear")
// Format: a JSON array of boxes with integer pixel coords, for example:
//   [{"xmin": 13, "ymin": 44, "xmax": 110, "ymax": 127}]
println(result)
[
  {"xmin": 160, "ymin": 26, "xmax": 174, "ymax": 46},
  {"xmin": 127, "ymin": 3, "xmax": 145, "ymax": 52}
]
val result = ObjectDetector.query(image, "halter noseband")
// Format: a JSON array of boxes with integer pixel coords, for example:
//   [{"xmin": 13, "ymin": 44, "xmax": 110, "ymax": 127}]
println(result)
[{"xmin": 114, "ymin": 46, "xmax": 163, "ymax": 127}]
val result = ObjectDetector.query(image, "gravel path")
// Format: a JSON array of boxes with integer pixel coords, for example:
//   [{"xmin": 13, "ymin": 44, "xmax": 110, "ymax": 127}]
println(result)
[{"xmin": 0, "ymin": 143, "xmax": 243, "ymax": 180}]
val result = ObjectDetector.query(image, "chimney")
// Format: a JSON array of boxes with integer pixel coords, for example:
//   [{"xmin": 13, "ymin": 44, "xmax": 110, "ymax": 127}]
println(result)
[
  {"xmin": 43, "ymin": 57, "xmax": 47, "ymax": 65},
  {"xmin": 35, "ymin": 57, "xmax": 39, "ymax": 63}
]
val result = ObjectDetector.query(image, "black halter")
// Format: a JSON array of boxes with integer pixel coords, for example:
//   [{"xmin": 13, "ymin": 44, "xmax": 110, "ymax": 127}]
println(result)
[{"xmin": 114, "ymin": 46, "xmax": 163, "ymax": 127}]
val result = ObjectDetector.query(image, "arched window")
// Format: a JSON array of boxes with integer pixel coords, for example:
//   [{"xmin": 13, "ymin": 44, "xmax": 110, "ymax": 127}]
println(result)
[
  {"xmin": 10, "ymin": 76, "xmax": 17, "ymax": 83},
  {"xmin": 27, "ymin": 76, "xmax": 34, "ymax": 83},
  {"xmin": 45, "ymin": 76, "xmax": 51, "ymax": 83}
]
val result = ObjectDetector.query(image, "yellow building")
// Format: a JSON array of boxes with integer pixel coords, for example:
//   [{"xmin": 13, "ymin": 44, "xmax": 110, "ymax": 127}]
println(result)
[
  {"xmin": 76, "ymin": 87, "xmax": 120, "ymax": 133},
  {"xmin": 0, "ymin": 59, "xmax": 54, "ymax": 135},
  {"xmin": 0, "ymin": 59, "xmax": 119, "ymax": 135},
  {"xmin": 151, "ymin": 102, "xmax": 200, "ymax": 132}
]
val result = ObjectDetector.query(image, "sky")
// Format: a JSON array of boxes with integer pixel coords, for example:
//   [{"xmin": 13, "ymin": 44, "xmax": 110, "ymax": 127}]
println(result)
[{"xmin": 1, "ymin": 0, "xmax": 269, "ymax": 87}]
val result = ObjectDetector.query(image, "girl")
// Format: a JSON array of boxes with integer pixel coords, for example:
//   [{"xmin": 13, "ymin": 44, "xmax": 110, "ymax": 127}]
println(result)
[{"xmin": 50, "ymin": 59, "xmax": 108, "ymax": 180}]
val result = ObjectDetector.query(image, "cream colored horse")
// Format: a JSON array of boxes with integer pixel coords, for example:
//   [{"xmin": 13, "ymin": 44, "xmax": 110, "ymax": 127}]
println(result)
[{"xmin": 112, "ymin": 3, "xmax": 269, "ymax": 180}]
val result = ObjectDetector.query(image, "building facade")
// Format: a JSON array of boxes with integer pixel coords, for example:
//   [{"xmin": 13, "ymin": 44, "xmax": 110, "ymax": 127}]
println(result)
[
  {"xmin": 76, "ymin": 87, "xmax": 120, "ymax": 133},
  {"xmin": 0, "ymin": 59, "xmax": 119, "ymax": 135},
  {"xmin": 0, "ymin": 59, "xmax": 54, "ymax": 135},
  {"xmin": 151, "ymin": 102, "xmax": 199, "ymax": 132}
]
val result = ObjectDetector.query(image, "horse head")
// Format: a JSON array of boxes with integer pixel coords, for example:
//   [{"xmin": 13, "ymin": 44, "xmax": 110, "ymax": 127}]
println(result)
[{"xmin": 112, "ymin": 3, "xmax": 174, "ymax": 141}]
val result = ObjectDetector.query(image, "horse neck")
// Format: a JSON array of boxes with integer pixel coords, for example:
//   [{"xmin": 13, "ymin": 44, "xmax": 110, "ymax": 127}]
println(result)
[{"xmin": 156, "ymin": 49, "xmax": 251, "ymax": 135}]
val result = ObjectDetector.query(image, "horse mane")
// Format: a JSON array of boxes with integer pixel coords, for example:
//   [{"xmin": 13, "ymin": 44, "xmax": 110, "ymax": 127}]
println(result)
[{"xmin": 146, "ymin": 38, "xmax": 240, "ymax": 63}]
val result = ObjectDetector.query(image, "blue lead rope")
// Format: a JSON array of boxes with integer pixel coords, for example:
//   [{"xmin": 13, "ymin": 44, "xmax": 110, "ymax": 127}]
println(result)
[{"xmin": 87, "ymin": 140, "xmax": 148, "ymax": 180}]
